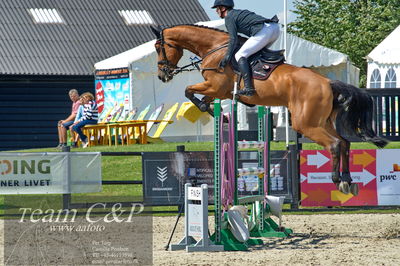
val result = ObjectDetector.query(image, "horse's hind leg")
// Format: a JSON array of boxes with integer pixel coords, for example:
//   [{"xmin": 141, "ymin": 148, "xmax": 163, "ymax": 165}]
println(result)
[
  {"xmin": 340, "ymin": 138, "xmax": 359, "ymax": 195},
  {"xmin": 324, "ymin": 122, "xmax": 358, "ymax": 195},
  {"xmin": 293, "ymin": 121, "xmax": 343, "ymax": 192}
]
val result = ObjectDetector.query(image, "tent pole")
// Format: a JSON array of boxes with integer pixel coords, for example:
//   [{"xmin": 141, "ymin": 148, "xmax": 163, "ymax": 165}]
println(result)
[{"xmin": 284, "ymin": 0, "xmax": 289, "ymax": 147}]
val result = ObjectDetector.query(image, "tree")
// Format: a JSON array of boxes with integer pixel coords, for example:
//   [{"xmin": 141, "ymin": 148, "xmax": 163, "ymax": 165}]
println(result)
[{"xmin": 288, "ymin": 0, "xmax": 400, "ymax": 87}]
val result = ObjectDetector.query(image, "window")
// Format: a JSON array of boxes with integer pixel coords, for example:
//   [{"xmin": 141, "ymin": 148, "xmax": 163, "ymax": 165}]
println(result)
[
  {"xmin": 384, "ymin": 68, "xmax": 397, "ymax": 88},
  {"xmin": 119, "ymin": 10, "xmax": 155, "ymax": 25},
  {"xmin": 28, "ymin": 8, "xmax": 64, "ymax": 24},
  {"xmin": 370, "ymin": 69, "xmax": 381, "ymax": 88}
]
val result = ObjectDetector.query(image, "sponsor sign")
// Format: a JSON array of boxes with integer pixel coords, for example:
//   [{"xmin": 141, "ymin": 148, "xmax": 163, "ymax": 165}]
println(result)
[
  {"xmin": 95, "ymin": 68, "xmax": 130, "ymax": 121},
  {"xmin": 143, "ymin": 150, "xmax": 294, "ymax": 205},
  {"xmin": 142, "ymin": 152, "xmax": 214, "ymax": 205},
  {"xmin": 376, "ymin": 149, "xmax": 400, "ymax": 205},
  {"xmin": 300, "ymin": 149, "xmax": 400, "ymax": 206},
  {"xmin": 0, "ymin": 152, "xmax": 101, "ymax": 194}
]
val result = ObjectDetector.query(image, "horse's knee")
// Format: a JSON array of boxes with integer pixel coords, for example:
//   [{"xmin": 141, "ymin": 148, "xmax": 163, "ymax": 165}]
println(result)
[{"xmin": 185, "ymin": 89, "xmax": 193, "ymax": 99}]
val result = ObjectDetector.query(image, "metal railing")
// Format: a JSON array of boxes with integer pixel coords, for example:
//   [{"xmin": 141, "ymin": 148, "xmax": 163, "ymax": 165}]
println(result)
[{"xmin": 368, "ymin": 88, "xmax": 400, "ymax": 141}]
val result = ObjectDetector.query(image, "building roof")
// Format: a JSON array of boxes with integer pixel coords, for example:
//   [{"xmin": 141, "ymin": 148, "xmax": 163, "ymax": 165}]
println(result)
[
  {"xmin": 367, "ymin": 25, "xmax": 400, "ymax": 64},
  {"xmin": 0, "ymin": 0, "xmax": 209, "ymax": 76}
]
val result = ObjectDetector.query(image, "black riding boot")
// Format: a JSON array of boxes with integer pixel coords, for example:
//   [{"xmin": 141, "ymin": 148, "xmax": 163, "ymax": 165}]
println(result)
[{"xmin": 236, "ymin": 57, "xmax": 255, "ymax": 96}]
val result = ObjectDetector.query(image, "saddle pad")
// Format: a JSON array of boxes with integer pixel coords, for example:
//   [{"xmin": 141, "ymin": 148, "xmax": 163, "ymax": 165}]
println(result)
[{"xmin": 252, "ymin": 60, "xmax": 283, "ymax": 80}]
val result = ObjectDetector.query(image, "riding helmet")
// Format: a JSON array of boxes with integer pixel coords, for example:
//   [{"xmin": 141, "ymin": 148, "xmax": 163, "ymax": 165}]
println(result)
[{"xmin": 211, "ymin": 0, "xmax": 234, "ymax": 9}]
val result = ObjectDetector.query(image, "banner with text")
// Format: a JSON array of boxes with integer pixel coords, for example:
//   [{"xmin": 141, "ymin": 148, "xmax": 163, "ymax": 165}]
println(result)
[
  {"xmin": 0, "ymin": 152, "xmax": 102, "ymax": 194},
  {"xmin": 95, "ymin": 68, "xmax": 130, "ymax": 122},
  {"xmin": 300, "ymin": 149, "xmax": 400, "ymax": 206}
]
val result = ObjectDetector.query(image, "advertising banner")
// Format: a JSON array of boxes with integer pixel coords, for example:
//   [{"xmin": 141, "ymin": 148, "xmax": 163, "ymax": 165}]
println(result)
[
  {"xmin": 376, "ymin": 149, "xmax": 400, "ymax": 205},
  {"xmin": 300, "ymin": 149, "xmax": 400, "ymax": 206},
  {"xmin": 0, "ymin": 152, "xmax": 102, "ymax": 194},
  {"xmin": 142, "ymin": 150, "xmax": 295, "ymax": 206},
  {"xmin": 95, "ymin": 68, "xmax": 130, "ymax": 122},
  {"xmin": 142, "ymin": 151, "xmax": 214, "ymax": 206}
]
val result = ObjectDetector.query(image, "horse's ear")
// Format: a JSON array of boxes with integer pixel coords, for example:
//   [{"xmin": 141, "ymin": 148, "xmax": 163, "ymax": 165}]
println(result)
[{"xmin": 150, "ymin": 25, "xmax": 162, "ymax": 39}]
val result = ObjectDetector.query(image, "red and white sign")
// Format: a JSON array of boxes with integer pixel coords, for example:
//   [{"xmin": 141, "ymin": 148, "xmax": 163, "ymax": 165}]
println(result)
[{"xmin": 300, "ymin": 149, "xmax": 400, "ymax": 206}]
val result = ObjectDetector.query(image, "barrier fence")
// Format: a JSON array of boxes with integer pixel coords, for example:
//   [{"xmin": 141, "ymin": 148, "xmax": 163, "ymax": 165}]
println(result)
[
  {"xmin": 368, "ymin": 88, "xmax": 400, "ymax": 140},
  {"xmin": 61, "ymin": 147, "xmax": 301, "ymax": 211}
]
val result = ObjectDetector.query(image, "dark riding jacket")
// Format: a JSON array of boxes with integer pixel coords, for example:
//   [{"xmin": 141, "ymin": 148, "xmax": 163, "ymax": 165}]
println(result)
[{"xmin": 222, "ymin": 9, "xmax": 278, "ymax": 67}]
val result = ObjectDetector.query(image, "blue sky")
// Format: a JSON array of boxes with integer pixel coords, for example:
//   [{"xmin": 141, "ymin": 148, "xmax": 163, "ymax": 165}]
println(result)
[{"xmin": 197, "ymin": 0, "xmax": 297, "ymax": 23}]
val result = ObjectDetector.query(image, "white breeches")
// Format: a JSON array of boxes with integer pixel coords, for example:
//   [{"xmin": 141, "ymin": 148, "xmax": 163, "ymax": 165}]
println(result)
[{"xmin": 235, "ymin": 22, "xmax": 280, "ymax": 61}]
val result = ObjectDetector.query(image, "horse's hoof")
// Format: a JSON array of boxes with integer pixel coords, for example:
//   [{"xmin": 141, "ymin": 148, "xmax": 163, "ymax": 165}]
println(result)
[
  {"xmin": 234, "ymin": 94, "xmax": 240, "ymax": 101},
  {"xmin": 339, "ymin": 182, "xmax": 350, "ymax": 194},
  {"xmin": 350, "ymin": 183, "xmax": 359, "ymax": 196}
]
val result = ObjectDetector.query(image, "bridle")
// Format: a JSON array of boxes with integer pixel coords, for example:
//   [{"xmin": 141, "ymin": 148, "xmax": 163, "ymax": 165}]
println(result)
[
  {"xmin": 156, "ymin": 30, "xmax": 228, "ymax": 78},
  {"xmin": 156, "ymin": 31, "xmax": 181, "ymax": 79}
]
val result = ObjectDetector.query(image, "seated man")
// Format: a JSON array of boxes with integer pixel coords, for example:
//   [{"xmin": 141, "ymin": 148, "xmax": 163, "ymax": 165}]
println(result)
[{"xmin": 57, "ymin": 89, "xmax": 80, "ymax": 149}]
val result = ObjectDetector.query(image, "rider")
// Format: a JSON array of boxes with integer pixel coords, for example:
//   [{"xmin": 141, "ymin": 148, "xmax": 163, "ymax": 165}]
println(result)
[{"xmin": 212, "ymin": 0, "xmax": 280, "ymax": 96}]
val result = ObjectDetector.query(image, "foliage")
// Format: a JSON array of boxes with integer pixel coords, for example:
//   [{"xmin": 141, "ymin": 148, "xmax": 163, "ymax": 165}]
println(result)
[{"xmin": 288, "ymin": 0, "xmax": 400, "ymax": 87}]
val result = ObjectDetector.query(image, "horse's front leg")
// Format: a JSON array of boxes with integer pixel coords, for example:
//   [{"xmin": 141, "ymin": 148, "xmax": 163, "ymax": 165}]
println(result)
[
  {"xmin": 185, "ymin": 90, "xmax": 209, "ymax": 112},
  {"xmin": 185, "ymin": 81, "xmax": 214, "ymax": 113}
]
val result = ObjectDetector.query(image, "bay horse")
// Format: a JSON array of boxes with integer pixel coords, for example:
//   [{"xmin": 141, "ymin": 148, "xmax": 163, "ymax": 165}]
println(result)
[{"xmin": 151, "ymin": 24, "xmax": 388, "ymax": 195}]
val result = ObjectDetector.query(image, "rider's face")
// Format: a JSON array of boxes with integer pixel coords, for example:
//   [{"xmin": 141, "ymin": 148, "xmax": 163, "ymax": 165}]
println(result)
[{"xmin": 216, "ymin": 6, "xmax": 227, "ymax": 18}]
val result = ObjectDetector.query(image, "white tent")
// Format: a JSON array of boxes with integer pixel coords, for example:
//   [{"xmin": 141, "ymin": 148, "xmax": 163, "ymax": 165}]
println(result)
[
  {"xmin": 366, "ymin": 25, "xmax": 400, "ymax": 88},
  {"xmin": 95, "ymin": 19, "xmax": 359, "ymax": 141}
]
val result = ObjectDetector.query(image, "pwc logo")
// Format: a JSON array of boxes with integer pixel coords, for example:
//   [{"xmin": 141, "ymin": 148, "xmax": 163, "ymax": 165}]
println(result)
[
  {"xmin": 379, "ymin": 175, "xmax": 397, "ymax": 182},
  {"xmin": 381, "ymin": 164, "xmax": 400, "ymax": 181},
  {"xmin": 0, "ymin": 159, "xmax": 51, "ymax": 175}
]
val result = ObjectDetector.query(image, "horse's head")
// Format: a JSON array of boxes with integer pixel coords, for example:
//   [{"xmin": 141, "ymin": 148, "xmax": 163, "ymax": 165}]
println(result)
[{"xmin": 151, "ymin": 26, "xmax": 183, "ymax": 82}]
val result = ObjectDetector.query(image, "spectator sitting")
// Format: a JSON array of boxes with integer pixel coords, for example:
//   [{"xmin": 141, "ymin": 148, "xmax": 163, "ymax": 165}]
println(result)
[
  {"xmin": 71, "ymin": 92, "xmax": 98, "ymax": 148},
  {"xmin": 57, "ymin": 89, "xmax": 80, "ymax": 149},
  {"xmin": 72, "ymin": 96, "xmax": 85, "ymax": 147}
]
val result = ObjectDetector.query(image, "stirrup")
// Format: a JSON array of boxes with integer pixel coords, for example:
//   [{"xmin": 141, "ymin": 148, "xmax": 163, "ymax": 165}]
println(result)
[{"xmin": 236, "ymin": 88, "xmax": 256, "ymax": 96}]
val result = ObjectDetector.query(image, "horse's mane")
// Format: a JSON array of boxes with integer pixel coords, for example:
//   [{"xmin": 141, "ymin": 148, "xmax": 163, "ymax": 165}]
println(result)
[
  {"xmin": 162, "ymin": 24, "xmax": 228, "ymax": 35},
  {"xmin": 161, "ymin": 24, "xmax": 249, "ymax": 42}
]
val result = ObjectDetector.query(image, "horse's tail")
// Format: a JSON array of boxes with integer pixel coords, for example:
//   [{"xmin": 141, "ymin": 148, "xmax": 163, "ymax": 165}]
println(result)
[{"xmin": 330, "ymin": 80, "xmax": 388, "ymax": 148}]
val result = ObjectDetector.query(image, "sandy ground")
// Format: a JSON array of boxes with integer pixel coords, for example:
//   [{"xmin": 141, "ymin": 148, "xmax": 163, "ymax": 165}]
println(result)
[
  {"xmin": 0, "ymin": 213, "xmax": 399, "ymax": 265},
  {"xmin": 153, "ymin": 213, "xmax": 400, "ymax": 266}
]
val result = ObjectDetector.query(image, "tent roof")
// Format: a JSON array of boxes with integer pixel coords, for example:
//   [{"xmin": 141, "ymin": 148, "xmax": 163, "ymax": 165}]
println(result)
[
  {"xmin": 367, "ymin": 25, "xmax": 400, "ymax": 64},
  {"xmin": 95, "ymin": 19, "xmax": 350, "ymax": 70}
]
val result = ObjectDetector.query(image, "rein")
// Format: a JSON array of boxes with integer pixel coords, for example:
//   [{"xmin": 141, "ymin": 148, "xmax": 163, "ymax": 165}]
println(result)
[
  {"xmin": 173, "ymin": 43, "xmax": 228, "ymax": 75},
  {"xmin": 157, "ymin": 33, "xmax": 228, "ymax": 76}
]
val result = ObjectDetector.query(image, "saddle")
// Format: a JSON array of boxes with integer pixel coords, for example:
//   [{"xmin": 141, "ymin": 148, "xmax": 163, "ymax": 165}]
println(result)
[{"xmin": 231, "ymin": 45, "xmax": 285, "ymax": 80}]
